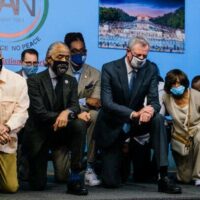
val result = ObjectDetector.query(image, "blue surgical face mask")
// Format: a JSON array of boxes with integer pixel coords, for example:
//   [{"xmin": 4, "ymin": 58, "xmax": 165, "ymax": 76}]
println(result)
[
  {"xmin": 22, "ymin": 66, "xmax": 38, "ymax": 77},
  {"xmin": 71, "ymin": 54, "xmax": 86, "ymax": 67},
  {"xmin": 170, "ymin": 85, "xmax": 185, "ymax": 96}
]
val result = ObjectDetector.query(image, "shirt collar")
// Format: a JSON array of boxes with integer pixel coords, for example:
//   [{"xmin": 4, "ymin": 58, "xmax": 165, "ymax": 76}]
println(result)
[
  {"xmin": 125, "ymin": 57, "xmax": 138, "ymax": 74},
  {"xmin": 125, "ymin": 57, "xmax": 133, "ymax": 74},
  {"xmin": 48, "ymin": 67, "xmax": 57, "ymax": 79},
  {"xmin": 71, "ymin": 65, "xmax": 83, "ymax": 74}
]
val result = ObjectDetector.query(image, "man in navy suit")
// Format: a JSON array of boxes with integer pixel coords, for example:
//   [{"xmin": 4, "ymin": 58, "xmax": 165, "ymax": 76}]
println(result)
[{"xmin": 95, "ymin": 36, "xmax": 181, "ymax": 194}]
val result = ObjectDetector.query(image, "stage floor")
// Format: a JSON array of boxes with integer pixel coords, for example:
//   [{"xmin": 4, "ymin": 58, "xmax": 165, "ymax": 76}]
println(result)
[{"xmin": 1, "ymin": 178, "xmax": 200, "ymax": 200}]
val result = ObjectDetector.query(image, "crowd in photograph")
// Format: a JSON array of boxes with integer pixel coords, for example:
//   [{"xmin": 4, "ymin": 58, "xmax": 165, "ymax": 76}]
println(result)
[{"xmin": 1, "ymin": 35, "xmax": 200, "ymax": 196}]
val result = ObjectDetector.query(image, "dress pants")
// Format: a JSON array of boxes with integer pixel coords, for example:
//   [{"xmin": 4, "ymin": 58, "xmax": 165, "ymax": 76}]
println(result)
[
  {"xmin": 101, "ymin": 113, "xmax": 168, "ymax": 187},
  {"xmin": 28, "ymin": 119, "xmax": 87, "ymax": 190},
  {"xmin": 87, "ymin": 110, "xmax": 98, "ymax": 163},
  {"xmin": 173, "ymin": 131, "xmax": 200, "ymax": 183},
  {"xmin": 0, "ymin": 152, "xmax": 18, "ymax": 193},
  {"xmin": 101, "ymin": 139, "xmax": 122, "ymax": 187}
]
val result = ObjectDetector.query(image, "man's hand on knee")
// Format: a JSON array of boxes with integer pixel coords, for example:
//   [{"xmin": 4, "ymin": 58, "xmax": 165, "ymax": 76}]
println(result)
[
  {"xmin": 53, "ymin": 110, "xmax": 70, "ymax": 131},
  {"xmin": 78, "ymin": 111, "xmax": 91, "ymax": 122}
]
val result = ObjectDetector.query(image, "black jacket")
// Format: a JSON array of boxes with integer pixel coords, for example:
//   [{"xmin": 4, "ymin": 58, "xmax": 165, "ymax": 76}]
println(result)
[{"xmin": 24, "ymin": 69, "xmax": 80, "ymax": 156}]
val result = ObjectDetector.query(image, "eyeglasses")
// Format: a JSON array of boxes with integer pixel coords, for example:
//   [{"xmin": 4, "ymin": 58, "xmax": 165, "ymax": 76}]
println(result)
[
  {"xmin": 23, "ymin": 61, "xmax": 39, "ymax": 67},
  {"xmin": 131, "ymin": 52, "xmax": 147, "ymax": 60},
  {"xmin": 128, "ymin": 49, "xmax": 148, "ymax": 59}
]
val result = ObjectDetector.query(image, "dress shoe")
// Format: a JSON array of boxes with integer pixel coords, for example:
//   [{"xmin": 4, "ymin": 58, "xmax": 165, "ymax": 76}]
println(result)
[
  {"xmin": 158, "ymin": 176, "xmax": 182, "ymax": 194},
  {"xmin": 67, "ymin": 181, "xmax": 88, "ymax": 195}
]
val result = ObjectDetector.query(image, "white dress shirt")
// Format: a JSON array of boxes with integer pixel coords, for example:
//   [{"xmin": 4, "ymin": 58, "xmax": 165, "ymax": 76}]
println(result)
[{"xmin": 0, "ymin": 67, "xmax": 29, "ymax": 153}]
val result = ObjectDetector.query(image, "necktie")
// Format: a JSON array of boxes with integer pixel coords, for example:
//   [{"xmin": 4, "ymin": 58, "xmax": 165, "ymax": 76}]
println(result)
[
  {"xmin": 129, "ymin": 70, "xmax": 137, "ymax": 92},
  {"xmin": 54, "ymin": 77, "xmax": 64, "ymax": 110},
  {"xmin": 55, "ymin": 77, "xmax": 63, "ymax": 97},
  {"xmin": 122, "ymin": 71, "xmax": 137, "ymax": 134}
]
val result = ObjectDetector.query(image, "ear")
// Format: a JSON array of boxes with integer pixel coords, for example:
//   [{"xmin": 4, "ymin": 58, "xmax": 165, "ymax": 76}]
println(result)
[
  {"xmin": 45, "ymin": 56, "xmax": 53, "ymax": 67},
  {"xmin": 126, "ymin": 48, "xmax": 132, "ymax": 60}
]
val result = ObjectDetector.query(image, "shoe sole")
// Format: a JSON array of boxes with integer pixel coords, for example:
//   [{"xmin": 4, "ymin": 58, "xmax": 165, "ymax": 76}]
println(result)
[
  {"xmin": 158, "ymin": 188, "xmax": 182, "ymax": 194},
  {"xmin": 67, "ymin": 190, "xmax": 88, "ymax": 195}
]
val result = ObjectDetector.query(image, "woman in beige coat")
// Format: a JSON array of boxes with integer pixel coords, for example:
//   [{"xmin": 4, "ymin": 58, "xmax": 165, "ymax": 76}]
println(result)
[{"xmin": 163, "ymin": 69, "xmax": 200, "ymax": 186}]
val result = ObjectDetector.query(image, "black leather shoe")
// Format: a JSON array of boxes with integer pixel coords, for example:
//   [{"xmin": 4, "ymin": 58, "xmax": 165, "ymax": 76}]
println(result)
[
  {"xmin": 158, "ymin": 176, "xmax": 182, "ymax": 194},
  {"xmin": 67, "ymin": 182, "xmax": 88, "ymax": 195}
]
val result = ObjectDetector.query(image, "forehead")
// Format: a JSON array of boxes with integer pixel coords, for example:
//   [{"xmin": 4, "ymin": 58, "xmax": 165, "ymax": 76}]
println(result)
[
  {"xmin": 51, "ymin": 44, "xmax": 70, "ymax": 57},
  {"xmin": 24, "ymin": 53, "xmax": 38, "ymax": 61},
  {"xmin": 70, "ymin": 40, "xmax": 84, "ymax": 49},
  {"xmin": 132, "ymin": 43, "xmax": 149, "ymax": 54}
]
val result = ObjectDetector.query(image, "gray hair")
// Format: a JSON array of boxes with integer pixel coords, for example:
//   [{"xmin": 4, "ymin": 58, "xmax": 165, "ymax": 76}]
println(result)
[
  {"xmin": 45, "ymin": 41, "xmax": 68, "ymax": 66},
  {"xmin": 127, "ymin": 36, "xmax": 150, "ymax": 49}
]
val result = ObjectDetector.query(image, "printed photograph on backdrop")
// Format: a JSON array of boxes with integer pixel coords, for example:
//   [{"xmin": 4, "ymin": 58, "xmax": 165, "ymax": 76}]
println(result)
[{"xmin": 98, "ymin": 0, "xmax": 185, "ymax": 53}]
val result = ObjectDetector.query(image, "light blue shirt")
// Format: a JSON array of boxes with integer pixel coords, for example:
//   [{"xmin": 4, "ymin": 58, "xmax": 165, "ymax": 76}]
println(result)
[
  {"xmin": 71, "ymin": 67, "xmax": 87, "ymax": 106},
  {"xmin": 72, "ymin": 67, "xmax": 83, "ymax": 82}
]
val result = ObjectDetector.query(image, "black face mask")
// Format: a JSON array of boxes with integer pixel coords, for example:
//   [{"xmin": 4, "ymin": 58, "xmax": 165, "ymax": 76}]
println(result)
[
  {"xmin": 52, "ymin": 60, "xmax": 69, "ymax": 77},
  {"xmin": 0, "ymin": 58, "xmax": 2, "ymax": 71}
]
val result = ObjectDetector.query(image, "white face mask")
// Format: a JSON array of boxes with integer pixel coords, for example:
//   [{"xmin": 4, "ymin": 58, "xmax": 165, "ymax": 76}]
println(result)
[{"xmin": 131, "ymin": 56, "xmax": 146, "ymax": 69}]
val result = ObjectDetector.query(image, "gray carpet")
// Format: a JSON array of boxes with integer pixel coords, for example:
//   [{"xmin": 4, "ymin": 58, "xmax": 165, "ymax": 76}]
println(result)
[{"xmin": 1, "ymin": 181, "xmax": 200, "ymax": 200}]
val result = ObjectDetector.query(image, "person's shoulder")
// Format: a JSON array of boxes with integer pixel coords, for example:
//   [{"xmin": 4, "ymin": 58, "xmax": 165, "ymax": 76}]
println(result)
[
  {"xmin": 5, "ymin": 68, "xmax": 25, "ymax": 81},
  {"xmin": 162, "ymin": 91, "xmax": 170, "ymax": 101},
  {"xmin": 102, "ymin": 57, "xmax": 125, "ymax": 70},
  {"xmin": 104, "ymin": 57, "xmax": 125, "ymax": 66},
  {"xmin": 146, "ymin": 60, "xmax": 158, "ymax": 70},
  {"xmin": 83, "ymin": 63, "xmax": 101, "ymax": 75},
  {"xmin": 31, "ymin": 69, "xmax": 48, "ymax": 79},
  {"xmin": 191, "ymin": 88, "xmax": 200, "ymax": 98},
  {"xmin": 3, "ymin": 69, "xmax": 27, "ymax": 90},
  {"xmin": 64, "ymin": 73, "xmax": 77, "ymax": 83},
  {"xmin": 27, "ymin": 69, "xmax": 48, "ymax": 85}
]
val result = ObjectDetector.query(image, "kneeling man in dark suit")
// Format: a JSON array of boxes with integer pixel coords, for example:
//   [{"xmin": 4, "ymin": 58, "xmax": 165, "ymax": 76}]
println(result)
[
  {"xmin": 95, "ymin": 36, "xmax": 181, "ymax": 194},
  {"xmin": 24, "ymin": 42, "xmax": 88, "ymax": 195}
]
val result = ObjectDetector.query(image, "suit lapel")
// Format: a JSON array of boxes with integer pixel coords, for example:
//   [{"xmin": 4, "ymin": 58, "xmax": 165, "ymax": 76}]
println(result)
[
  {"xmin": 41, "ymin": 70, "xmax": 55, "ymax": 109},
  {"xmin": 67, "ymin": 65, "xmax": 73, "ymax": 76},
  {"xmin": 78, "ymin": 64, "xmax": 89, "ymax": 96},
  {"xmin": 117, "ymin": 58, "xmax": 130, "ymax": 105},
  {"xmin": 67, "ymin": 64, "xmax": 82, "ymax": 96}
]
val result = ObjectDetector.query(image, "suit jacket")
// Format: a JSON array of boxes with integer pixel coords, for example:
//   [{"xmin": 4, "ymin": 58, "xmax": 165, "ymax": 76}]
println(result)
[
  {"xmin": 95, "ymin": 57, "xmax": 160, "ymax": 148},
  {"xmin": 67, "ymin": 63, "xmax": 101, "ymax": 111},
  {"xmin": 24, "ymin": 69, "xmax": 80, "ymax": 156}
]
